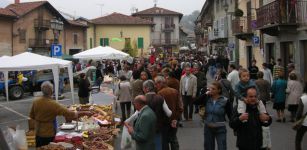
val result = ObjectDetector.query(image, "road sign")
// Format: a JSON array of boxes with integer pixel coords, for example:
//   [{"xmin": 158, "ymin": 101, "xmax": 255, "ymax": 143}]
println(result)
[
  {"xmin": 253, "ymin": 36, "xmax": 260, "ymax": 45},
  {"xmin": 51, "ymin": 44, "xmax": 62, "ymax": 57}
]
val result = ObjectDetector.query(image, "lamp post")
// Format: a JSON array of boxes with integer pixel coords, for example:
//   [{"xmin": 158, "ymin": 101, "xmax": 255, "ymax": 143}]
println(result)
[{"xmin": 50, "ymin": 17, "xmax": 64, "ymax": 44}]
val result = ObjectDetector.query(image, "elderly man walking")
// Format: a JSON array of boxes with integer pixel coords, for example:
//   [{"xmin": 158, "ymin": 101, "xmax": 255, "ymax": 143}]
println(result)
[
  {"xmin": 180, "ymin": 65, "xmax": 197, "ymax": 121},
  {"xmin": 155, "ymin": 76, "xmax": 183, "ymax": 150},
  {"xmin": 125, "ymin": 95, "xmax": 157, "ymax": 150}
]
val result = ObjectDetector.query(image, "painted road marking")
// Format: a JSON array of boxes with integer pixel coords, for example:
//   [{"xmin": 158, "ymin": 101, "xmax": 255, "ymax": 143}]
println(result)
[{"xmin": 0, "ymin": 104, "xmax": 30, "ymax": 119}]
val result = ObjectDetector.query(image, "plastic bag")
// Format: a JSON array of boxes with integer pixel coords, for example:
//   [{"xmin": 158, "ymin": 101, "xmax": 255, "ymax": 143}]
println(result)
[
  {"xmin": 13, "ymin": 125, "xmax": 28, "ymax": 150},
  {"xmin": 0, "ymin": 127, "xmax": 15, "ymax": 150},
  {"xmin": 89, "ymin": 93, "xmax": 93, "ymax": 104},
  {"xmin": 121, "ymin": 126, "xmax": 132, "ymax": 149}
]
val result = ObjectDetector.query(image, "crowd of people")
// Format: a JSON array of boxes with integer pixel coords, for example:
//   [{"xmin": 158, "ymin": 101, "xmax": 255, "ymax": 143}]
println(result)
[{"xmin": 76, "ymin": 52, "xmax": 307, "ymax": 150}]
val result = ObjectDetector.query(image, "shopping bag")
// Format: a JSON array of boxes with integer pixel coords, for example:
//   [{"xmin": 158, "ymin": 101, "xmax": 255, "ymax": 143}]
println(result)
[
  {"xmin": 262, "ymin": 126, "xmax": 272, "ymax": 149},
  {"xmin": 89, "ymin": 93, "xmax": 93, "ymax": 104},
  {"xmin": 121, "ymin": 126, "xmax": 132, "ymax": 149},
  {"xmin": 13, "ymin": 125, "xmax": 28, "ymax": 150}
]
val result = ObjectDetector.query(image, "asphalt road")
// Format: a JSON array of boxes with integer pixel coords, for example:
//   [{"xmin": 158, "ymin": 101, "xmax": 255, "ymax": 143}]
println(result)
[{"xmin": 0, "ymin": 81, "xmax": 307, "ymax": 150}]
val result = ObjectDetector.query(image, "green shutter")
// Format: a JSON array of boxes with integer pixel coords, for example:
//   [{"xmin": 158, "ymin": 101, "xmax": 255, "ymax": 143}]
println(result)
[
  {"xmin": 100, "ymin": 38, "xmax": 103, "ymax": 46},
  {"xmin": 90, "ymin": 38, "xmax": 93, "ymax": 48},
  {"xmin": 104, "ymin": 38, "xmax": 109, "ymax": 46},
  {"xmin": 138, "ymin": 37, "xmax": 144, "ymax": 49}
]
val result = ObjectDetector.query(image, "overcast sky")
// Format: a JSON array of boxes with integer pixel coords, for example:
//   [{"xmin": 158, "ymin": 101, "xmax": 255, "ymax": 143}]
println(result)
[{"xmin": 2, "ymin": 0, "xmax": 205, "ymax": 19}]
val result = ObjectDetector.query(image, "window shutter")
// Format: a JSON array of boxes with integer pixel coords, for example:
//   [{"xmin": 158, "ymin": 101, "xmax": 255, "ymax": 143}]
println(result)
[
  {"xmin": 100, "ymin": 38, "xmax": 103, "ymax": 46},
  {"xmin": 138, "ymin": 37, "xmax": 144, "ymax": 49},
  {"xmin": 105, "ymin": 38, "xmax": 109, "ymax": 46},
  {"xmin": 90, "ymin": 38, "xmax": 93, "ymax": 48}
]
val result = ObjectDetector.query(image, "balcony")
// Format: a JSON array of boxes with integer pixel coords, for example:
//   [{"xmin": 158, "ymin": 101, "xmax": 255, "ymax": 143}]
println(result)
[
  {"xmin": 34, "ymin": 19, "xmax": 50, "ymax": 30},
  {"xmin": 232, "ymin": 16, "xmax": 254, "ymax": 40},
  {"xmin": 162, "ymin": 24, "xmax": 175, "ymax": 32},
  {"xmin": 29, "ymin": 39, "xmax": 53, "ymax": 48},
  {"xmin": 296, "ymin": 1, "xmax": 307, "ymax": 28},
  {"xmin": 151, "ymin": 39, "xmax": 179, "ymax": 46},
  {"xmin": 256, "ymin": 0, "xmax": 302, "ymax": 36}
]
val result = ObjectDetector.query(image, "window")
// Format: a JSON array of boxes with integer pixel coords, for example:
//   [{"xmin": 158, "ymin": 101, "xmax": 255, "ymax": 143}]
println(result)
[
  {"xmin": 19, "ymin": 29, "xmax": 26, "ymax": 43},
  {"xmin": 73, "ymin": 33, "xmax": 78, "ymax": 45},
  {"xmin": 90, "ymin": 38, "xmax": 93, "ymax": 48},
  {"xmin": 259, "ymin": 0, "xmax": 263, "ymax": 7},
  {"xmin": 137, "ymin": 37, "xmax": 144, "ymax": 49},
  {"xmin": 100, "ymin": 38, "xmax": 109, "ymax": 46}
]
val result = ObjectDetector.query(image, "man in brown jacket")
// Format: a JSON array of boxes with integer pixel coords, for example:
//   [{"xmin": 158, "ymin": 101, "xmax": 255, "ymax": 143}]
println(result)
[{"xmin": 155, "ymin": 76, "xmax": 183, "ymax": 150}]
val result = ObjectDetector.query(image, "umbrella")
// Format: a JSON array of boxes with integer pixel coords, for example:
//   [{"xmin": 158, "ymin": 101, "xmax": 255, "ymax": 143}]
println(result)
[{"xmin": 111, "ymin": 37, "xmax": 123, "ymax": 42}]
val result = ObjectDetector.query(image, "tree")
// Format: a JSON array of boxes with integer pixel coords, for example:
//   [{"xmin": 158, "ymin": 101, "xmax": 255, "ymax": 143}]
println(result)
[
  {"xmin": 180, "ymin": 10, "xmax": 200, "ymax": 32},
  {"xmin": 122, "ymin": 39, "xmax": 137, "ymax": 57}
]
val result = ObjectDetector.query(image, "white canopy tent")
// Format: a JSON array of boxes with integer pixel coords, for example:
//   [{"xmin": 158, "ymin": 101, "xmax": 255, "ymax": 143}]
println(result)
[
  {"xmin": 73, "ymin": 46, "xmax": 130, "ymax": 60},
  {"xmin": 0, "ymin": 52, "xmax": 75, "ymax": 103},
  {"xmin": 179, "ymin": 46, "xmax": 190, "ymax": 51}
]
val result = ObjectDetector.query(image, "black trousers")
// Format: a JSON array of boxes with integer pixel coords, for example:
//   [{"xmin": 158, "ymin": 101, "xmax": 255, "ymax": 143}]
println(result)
[
  {"xmin": 36, "ymin": 136, "xmax": 54, "ymax": 147},
  {"xmin": 182, "ymin": 95, "xmax": 193, "ymax": 120},
  {"xmin": 295, "ymin": 126, "xmax": 307, "ymax": 150},
  {"xmin": 161, "ymin": 124, "xmax": 179, "ymax": 150},
  {"xmin": 120, "ymin": 101, "xmax": 131, "ymax": 121}
]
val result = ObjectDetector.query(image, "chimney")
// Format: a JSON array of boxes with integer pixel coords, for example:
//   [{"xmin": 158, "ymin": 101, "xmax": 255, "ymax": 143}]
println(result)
[{"xmin": 15, "ymin": 0, "xmax": 20, "ymax": 4}]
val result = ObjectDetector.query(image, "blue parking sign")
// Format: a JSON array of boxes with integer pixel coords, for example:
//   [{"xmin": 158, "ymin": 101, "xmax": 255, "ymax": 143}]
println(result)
[
  {"xmin": 51, "ymin": 44, "xmax": 62, "ymax": 57},
  {"xmin": 253, "ymin": 36, "xmax": 260, "ymax": 45}
]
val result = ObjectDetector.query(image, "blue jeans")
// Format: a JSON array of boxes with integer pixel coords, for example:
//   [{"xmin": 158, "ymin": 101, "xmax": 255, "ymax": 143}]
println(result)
[
  {"xmin": 209, "ymin": 66, "xmax": 216, "ymax": 78},
  {"xmin": 204, "ymin": 125, "xmax": 227, "ymax": 150},
  {"xmin": 155, "ymin": 133, "xmax": 162, "ymax": 150}
]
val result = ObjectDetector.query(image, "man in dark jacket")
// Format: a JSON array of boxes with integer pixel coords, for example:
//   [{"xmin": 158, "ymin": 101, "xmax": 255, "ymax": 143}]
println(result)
[
  {"xmin": 78, "ymin": 73, "xmax": 91, "ymax": 104},
  {"xmin": 193, "ymin": 63, "xmax": 206, "ymax": 113},
  {"xmin": 230, "ymin": 86, "xmax": 272, "ymax": 150}
]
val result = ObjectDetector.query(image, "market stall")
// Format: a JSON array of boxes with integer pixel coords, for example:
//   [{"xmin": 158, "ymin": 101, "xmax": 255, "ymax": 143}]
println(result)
[
  {"xmin": 0, "ymin": 52, "xmax": 74, "ymax": 102},
  {"xmin": 72, "ymin": 46, "xmax": 130, "ymax": 60},
  {"xmin": 27, "ymin": 103, "xmax": 121, "ymax": 150}
]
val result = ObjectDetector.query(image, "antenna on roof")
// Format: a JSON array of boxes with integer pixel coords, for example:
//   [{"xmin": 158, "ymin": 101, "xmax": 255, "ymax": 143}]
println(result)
[
  {"xmin": 97, "ymin": 4, "xmax": 104, "ymax": 16},
  {"xmin": 154, "ymin": 0, "xmax": 158, "ymax": 7},
  {"xmin": 130, "ymin": 6, "xmax": 137, "ymax": 14}
]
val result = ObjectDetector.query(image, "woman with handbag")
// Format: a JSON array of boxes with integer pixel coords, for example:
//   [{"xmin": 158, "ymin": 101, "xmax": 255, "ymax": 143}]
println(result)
[{"xmin": 295, "ymin": 82, "xmax": 307, "ymax": 150}]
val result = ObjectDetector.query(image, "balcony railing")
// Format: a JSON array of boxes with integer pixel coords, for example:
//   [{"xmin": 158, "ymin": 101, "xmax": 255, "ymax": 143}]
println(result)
[
  {"xmin": 151, "ymin": 39, "xmax": 179, "ymax": 46},
  {"xmin": 29, "ymin": 39, "xmax": 53, "ymax": 48},
  {"xmin": 232, "ymin": 16, "xmax": 253, "ymax": 34},
  {"xmin": 296, "ymin": 1, "xmax": 307, "ymax": 25},
  {"xmin": 34, "ymin": 19, "xmax": 50, "ymax": 29},
  {"xmin": 162, "ymin": 24, "xmax": 175, "ymax": 32},
  {"xmin": 256, "ymin": 0, "xmax": 307, "ymax": 28}
]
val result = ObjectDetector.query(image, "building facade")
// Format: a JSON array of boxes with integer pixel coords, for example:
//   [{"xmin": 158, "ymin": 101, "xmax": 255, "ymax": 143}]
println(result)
[
  {"xmin": 257, "ymin": 0, "xmax": 307, "ymax": 81},
  {"xmin": 197, "ymin": 0, "xmax": 238, "ymax": 63},
  {"xmin": 132, "ymin": 6, "xmax": 183, "ymax": 54},
  {"xmin": 0, "ymin": 1, "xmax": 87, "ymax": 57},
  {"xmin": 87, "ymin": 13, "xmax": 153, "ymax": 57}
]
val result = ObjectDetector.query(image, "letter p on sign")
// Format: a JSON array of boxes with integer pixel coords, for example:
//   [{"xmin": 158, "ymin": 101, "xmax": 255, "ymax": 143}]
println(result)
[{"xmin": 51, "ymin": 44, "xmax": 62, "ymax": 57}]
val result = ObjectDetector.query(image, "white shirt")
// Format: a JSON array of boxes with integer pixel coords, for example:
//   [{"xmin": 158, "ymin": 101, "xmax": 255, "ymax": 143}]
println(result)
[
  {"xmin": 227, "ymin": 70, "xmax": 240, "ymax": 90},
  {"xmin": 184, "ymin": 75, "xmax": 191, "ymax": 92},
  {"xmin": 301, "ymin": 94, "xmax": 307, "ymax": 126},
  {"xmin": 263, "ymin": 68, "xmax": 273, "ymax": 85}
]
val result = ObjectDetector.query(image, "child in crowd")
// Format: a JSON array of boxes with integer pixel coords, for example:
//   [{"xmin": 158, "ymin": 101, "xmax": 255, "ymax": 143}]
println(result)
[{"xmin": 235, "ymin": 69, "xmax": 267, "ymax": 116}]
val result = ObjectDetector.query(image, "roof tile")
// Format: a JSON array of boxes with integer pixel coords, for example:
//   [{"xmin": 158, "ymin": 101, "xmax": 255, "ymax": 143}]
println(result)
[
  {"xmin": 133, "ymin": 6, "xmax": 183, "ymax": 17},
  {"xmin": 5, "ymin": 1, "xmax": 47, "ymax": 16},
  {"xmin": 91, "ymin": 12, "xmax": 153, "ymax": 25},
  {"xmin": 0, "ymin": 8, "xmax": 16, "ymax": 18}
]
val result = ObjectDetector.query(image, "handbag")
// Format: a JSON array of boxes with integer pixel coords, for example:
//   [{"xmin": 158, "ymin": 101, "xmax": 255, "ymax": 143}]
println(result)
[{"xmin": 292, "ymin": 112, "xmax": 307, "ymax": 130}]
